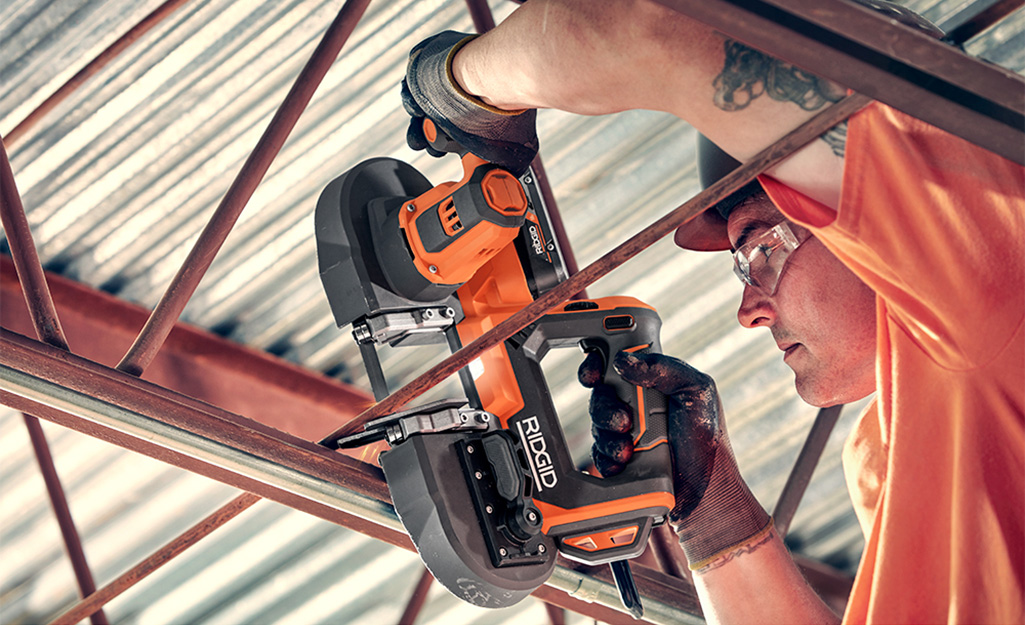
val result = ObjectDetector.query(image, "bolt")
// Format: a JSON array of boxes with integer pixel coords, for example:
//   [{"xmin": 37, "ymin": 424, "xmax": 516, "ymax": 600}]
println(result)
[
  {"xmin": 523, "ymin": 176, "xmax": 533, "ymax": 184},
  {"xmin": 467, "ymin": 444, "xmax": 474, "ymax": 453},
  {"xmin": 475, "ymin": 471, "xmax": 483, "ymax": 480},
  {"xmin": 422, "ymin": 309, "xmax": 435, "ymax": 320},
  {"xmin": 499, "ymin": 548, "xmax": 507, "ymax": 557},
  {"xmin": 485, "ymin": 505, "xmax": 493, "ymax": 514},
  {"xmin": 406, "ymin": 203, "xmax": 416, "ymax": 212},
  {"xmin": 527, "ymin": 510, "xmax": 538, "ymax": 523},
  {"xmin": 538, "ymin": 545, "xmax": 546, "ymax": 553},
  {"xmin": 428, "ymin": 265, "xmax": 438, "ymax": 274},
  {"xmin": 476, "ymin": 412, "xmax": 491, "ymax": 423},
  {"xmin": 443, "ymin": 307, "xmax": 455, "ymax": 318}
]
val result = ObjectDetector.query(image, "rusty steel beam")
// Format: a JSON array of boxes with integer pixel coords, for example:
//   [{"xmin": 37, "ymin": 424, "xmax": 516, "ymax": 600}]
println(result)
[
  {"xmin": 321, "ymin": 93, "xmax": 871, "ymax": 444},
  {"xmin": 1, "ymin": 138, "xmax": 109, "ymax": 625},
  {"xmin": 942, "ymin": 0, "xmax": 1023, "ymax": 43},
  {"xmin": 773, "ymin": 404, "xmax": 845, "ymax": 538},
  {"xmin": 48, "ymin": 492, "xmax": 261, "ymax": 625},
  {"xmin": 653, "ymin": 0, "xmax": 1025, "ymax": 165},
  {"xmin": 544, "ymin": 601, "xmax": 567, "ymax": 625},
  {"xmin": 0, "ymin": 139, "xmax": 68, "ymax": 350},
  {"xmin": 396, "ymin": 568, "xmax": 435, "ymax": 625},
  {"xmin": 0, "ymin": 329, "xmax": 711, "ymax": 625},
  {"xmin": 464, "ymin": 0, "xmax": 497, "ymax": 32},
  {"xmin": 0, "ymin": 256, "xmax": 374, "ymax": 445},
  {"xmin": 649, "ymin": 524, "xmax": 689, "ymax": 580},
  {"xmin": 117, "ymin": 0, "xmax": 374, "ymax": 377},
  {"xmin": 4, "ymin": 0, "xmax": 193, "ymax": 147},
  {"xmin": 0, "ymin": 328, "xmax": 397, "ymax": 526}
]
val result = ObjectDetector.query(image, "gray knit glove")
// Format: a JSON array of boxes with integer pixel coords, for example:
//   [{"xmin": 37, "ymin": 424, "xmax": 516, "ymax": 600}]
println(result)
[
  {"xmin": 401, "ymin": 31, "xmax": 539, "ymax": 176},
  {"xmin": 581, "ymin": 351, "xmax": 771, "ymax": 569}
]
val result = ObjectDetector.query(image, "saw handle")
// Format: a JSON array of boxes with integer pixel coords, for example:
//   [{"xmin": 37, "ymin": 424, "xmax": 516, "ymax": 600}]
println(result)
[
  {"xmin": 506, "ymin": 297, "xmax": 674, "ymax": 564},
  {"xmin": 563, "ymin": 300, "xmax": 670, "ymax": 463}
]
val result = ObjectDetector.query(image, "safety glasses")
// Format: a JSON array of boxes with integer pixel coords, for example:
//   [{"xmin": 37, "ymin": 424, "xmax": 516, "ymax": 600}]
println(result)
[{"xmin": 732, "ymin": 222, "xmax": 801, "ymax": 295}]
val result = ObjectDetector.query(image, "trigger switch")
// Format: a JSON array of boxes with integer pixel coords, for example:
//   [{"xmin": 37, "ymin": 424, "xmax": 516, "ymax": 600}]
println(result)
[{"xmin": 482, "ymin": 433, "xmax": 522, "ymax": 502}]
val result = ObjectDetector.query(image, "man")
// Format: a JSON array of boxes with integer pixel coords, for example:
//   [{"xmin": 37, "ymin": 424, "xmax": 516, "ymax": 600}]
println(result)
[{"xmin": 401, "ymin": 1, "xmax": 1025, "ymax": 622}]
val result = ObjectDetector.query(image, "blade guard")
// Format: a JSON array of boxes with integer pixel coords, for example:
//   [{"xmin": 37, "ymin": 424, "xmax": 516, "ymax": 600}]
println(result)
[{"xmin": 380, "ymin": 432, "xmax": 556, "ymax": 608}]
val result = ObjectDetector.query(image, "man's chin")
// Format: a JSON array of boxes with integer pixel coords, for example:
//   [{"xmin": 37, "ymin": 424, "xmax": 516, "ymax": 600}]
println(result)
[{"xmin": 794, "ymin": 372, "xmax": 872, "ymax": 407}]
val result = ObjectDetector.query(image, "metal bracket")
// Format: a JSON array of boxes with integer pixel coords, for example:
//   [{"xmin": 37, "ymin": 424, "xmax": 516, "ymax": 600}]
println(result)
[
  {"xmin": 336, "ymin": 398, "xmax": 493, "ymax": 448},
  {"xmin": 352, "ymin": 307, "xmax": 457, "ymax": 347}
]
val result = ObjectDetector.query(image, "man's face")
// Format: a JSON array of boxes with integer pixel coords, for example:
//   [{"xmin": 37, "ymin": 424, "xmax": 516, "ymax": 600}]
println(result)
[{"xmin": 726, "ymin": 197, "xmax": 877, "ymax": 407}]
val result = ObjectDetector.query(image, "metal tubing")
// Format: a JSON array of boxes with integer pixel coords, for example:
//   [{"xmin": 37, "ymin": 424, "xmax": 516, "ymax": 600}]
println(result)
[
  {"xmin": 649, "ymin": 524, "xmax": 688, "ymax": 579},
  {"xmin": 543, "ymin": 602, "xmax": 567, "ymax": 625},
  {"xmin": 0, "ymin": 336, "xmax": 400, "ymax": 531},
  {"xmin": 941, "ymin": 0, "xmax": 1023, "ymax": 45},
  {"xmin": 48, "ymin": 492, "xmax": 261, "ymax": 625},
  {"xmin": 0, "ymin": 331, "xmax": 708, "ymax": 625},
  {"xmin": 0, "ymin": 138, "xmax": 67, "ymax": 350},
  {"xmin": 545, "ymin": 565, "xmax": 703, "ymax": 625},
  {"xmin": 773, "ymin": 404, "xmax": 844, "ymax": 537},
  {"xmin": 464, "ymin": 0, "xmax": 497, "ymax": 32},
  {"xmin": 396, "ymin": 568, "xmax": 434, "ymax": 625},
  {"xmin": 321, "ymin": 93, "xmax": 871, "ymax": 445},
  {"xmin": 652, "ymin": 0, "xmax": 1025, "ymax": 164},
  {"xmin": 4, "ymin": 0, "xmax": 193, "ymax": 147},
  {"xmin": 529, "ymin": 157, "xmax": 586, "ymax": 298},
  {"xmin": 117, "ymin": 0, "xmax": 374, "ymax": 377},
  {"xmin": 22, "ymin": 416, "xmax": 110, "ymax": 625},
  {"xmin": 1, "ymin": 137, "xmax": 108, "ymax": 625}
]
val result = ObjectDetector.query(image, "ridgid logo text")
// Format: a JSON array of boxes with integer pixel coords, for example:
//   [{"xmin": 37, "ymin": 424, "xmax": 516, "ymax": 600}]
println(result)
[{"xmin": 516, "ymin": 416, "xmax": 558, "ymax": 490}]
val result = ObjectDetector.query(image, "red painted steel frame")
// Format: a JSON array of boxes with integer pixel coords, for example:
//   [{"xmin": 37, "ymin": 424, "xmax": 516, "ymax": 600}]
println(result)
[
  {"xmin": 1, "ymin": 138, "xmax": 109, "ymax": 625},
  {"xmin": 117, "ymin": 0, "xmax": 374, "ymax": 377}
]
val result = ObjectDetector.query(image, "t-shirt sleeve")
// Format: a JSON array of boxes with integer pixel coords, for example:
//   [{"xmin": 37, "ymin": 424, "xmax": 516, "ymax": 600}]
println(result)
[{"xmin": 761, "ymin": 102, "xmax": 1025, "ymax": 370}]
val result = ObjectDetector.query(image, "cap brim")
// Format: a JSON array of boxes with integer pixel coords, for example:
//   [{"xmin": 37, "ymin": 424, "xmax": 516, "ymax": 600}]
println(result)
[{"xmin": 674, "ymin": 209, "xmax": 731, "ymax": 251}]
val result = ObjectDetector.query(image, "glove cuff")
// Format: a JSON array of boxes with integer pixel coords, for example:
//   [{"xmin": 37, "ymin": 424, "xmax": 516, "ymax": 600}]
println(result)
[
  {"xmin": 669, "ymin": 436, "xmax": 772, "ymax": 568},
  {"xmin": 683, "ymin": 515, "xmax": 774, "ymax": 571}
]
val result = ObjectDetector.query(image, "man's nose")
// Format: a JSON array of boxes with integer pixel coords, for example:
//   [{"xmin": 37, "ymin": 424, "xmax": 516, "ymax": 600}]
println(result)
[{"xmin": 737, "ymin": 285, "xmax": 776, "ymax": 328}]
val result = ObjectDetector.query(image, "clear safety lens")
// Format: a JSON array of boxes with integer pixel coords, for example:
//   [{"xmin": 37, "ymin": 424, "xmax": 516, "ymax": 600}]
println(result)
[{"xmin": 732, "ymin": 222, "xmax": 800, "ymax": 295}]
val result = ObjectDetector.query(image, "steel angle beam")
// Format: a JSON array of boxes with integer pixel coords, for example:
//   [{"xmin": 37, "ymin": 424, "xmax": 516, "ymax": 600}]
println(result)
[{"xmin": 654, "ymin": 0, "xmax": 1025, "ymax": 165}]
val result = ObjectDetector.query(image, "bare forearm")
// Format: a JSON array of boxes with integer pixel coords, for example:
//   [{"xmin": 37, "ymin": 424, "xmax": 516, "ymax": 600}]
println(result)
[
  {"xmin": 452, "ymin": 0, "xmax": 722, "ymax": 117},
  {"xmin": 692, "ymin": 525, "xmax": 840, "ymax": 625},
  {"xmin": 450, "ymin": 0, "xmax": 846, "ymax": 208}
]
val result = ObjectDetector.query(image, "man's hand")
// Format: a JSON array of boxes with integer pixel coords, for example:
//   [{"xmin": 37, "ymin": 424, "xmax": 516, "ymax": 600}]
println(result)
[
  {"xmin": 402, "ymin": 31, "xmax": 539, "ymax": 176},
  {"xmin": 580, "ymin": 350, "xmax": 771, "ymax": 568}
]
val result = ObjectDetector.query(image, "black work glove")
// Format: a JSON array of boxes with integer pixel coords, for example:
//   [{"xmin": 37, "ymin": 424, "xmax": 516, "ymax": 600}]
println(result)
[
  {"xmin": 580, "ymin": 350, "xmax": 771, "ymax": 569},
  {"xmin": 401, "ymin": 31, "xmax": 539, "ymax": 176}
]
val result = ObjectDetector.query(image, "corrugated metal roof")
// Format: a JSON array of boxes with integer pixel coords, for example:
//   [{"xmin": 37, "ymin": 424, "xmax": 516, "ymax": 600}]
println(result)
[{"xmin": 1, "ymin": 0, "xmax": 1021, "ymax": 622}]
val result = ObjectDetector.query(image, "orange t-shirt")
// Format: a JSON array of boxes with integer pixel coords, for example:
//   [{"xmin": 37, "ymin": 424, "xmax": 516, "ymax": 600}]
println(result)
[{"xmin": 761, "ymin": 102, "xmax": 1025, "ymax": 624}]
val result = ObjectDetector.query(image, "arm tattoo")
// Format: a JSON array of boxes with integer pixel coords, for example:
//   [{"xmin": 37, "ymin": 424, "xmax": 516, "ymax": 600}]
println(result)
[
  {"xmin": 820, "ymin": 121, "xmax": 848, "ymax": 158},
  {"xmin": 713, "ymin": 41, "xmax": 845, "ymax": 112}
]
